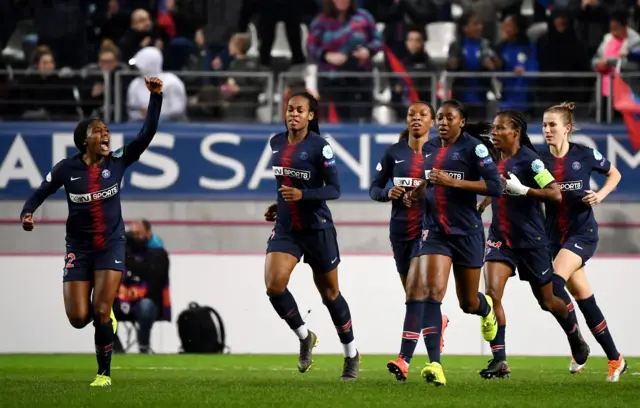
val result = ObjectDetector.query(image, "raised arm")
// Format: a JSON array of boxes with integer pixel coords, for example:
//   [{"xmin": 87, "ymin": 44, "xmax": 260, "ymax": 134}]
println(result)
[{"xmin": 119, "ymin": 77, "xmax": 164, "ymax": 167}]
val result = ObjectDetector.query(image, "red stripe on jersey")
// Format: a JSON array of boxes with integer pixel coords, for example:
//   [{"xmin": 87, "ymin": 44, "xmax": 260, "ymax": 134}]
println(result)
[
  {"xmin": 280, "ymin": 143, "xmax": 302, "ymax": 230},
  {"xmin": 407, "ymin": 151, "xmax": 424, "ymax": 239},
  {"xmin": 496, "ymin": 161, "xmax": 511, "ymax": 247},
  {"xmin": 553, "ymin": 157, "xmax": 569, "ymax": 244},
  {"xmin": 88, "ymin": 167, "xmax": 106, "ymax": 250},
  {"xmin": 433, "ymin": 147, "xmax": 450, "ymax": 233}
]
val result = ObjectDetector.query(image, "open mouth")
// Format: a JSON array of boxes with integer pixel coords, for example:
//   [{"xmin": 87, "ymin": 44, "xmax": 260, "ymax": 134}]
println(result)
[
  {"xmin": 288, "ymin": 119, "xmax": 300, "ymax": 126},
  {"xmin": 100, "ymin": 139, "xmax": 110, "ymax": 152},
  {"xmin": 411, "ymin": 122, "xmax": 422, "ymax": 129}
]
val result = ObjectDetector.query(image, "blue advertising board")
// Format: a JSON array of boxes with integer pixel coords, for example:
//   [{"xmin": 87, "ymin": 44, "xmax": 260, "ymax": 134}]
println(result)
[{"xmin": 0, "ymin": 122, "xmax": 638, "ymax": 200}]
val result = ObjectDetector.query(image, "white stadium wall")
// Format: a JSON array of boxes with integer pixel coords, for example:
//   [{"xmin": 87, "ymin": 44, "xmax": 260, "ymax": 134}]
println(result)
[{"xmin": 1, "ymin": 254, "xmax": 637, "ymax": 356}]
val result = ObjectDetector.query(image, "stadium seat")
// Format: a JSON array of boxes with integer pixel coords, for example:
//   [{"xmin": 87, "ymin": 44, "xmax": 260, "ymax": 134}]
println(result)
[
  {"xmin": 526, "ymin": 22, "xmax": 547, "ymax": 43},
  {"xmin": 271, "ymin": 22, "xmax": 292, "ymax": 59},
  {"xmin": 247, "ymin": 23, "xmax": 259, "ymax": 58},
  {"xmin": 425, "ymin": 22, "xmax": 456, "ymax": 63}
]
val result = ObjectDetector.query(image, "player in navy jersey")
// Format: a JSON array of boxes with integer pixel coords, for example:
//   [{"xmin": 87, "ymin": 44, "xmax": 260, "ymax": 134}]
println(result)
[
  {"xmin": 20, "ymin": 76, "xmax": 163, "ymax": 387},
  {"xmin": 539, "ymin": 102, "xmax": 626, "ymax": 382},
  {"xmin": 369, "ymin": 102, "xmax": 450, "ymax": 381},
  {"xmin": 262, "ymin": 92, "xmax": 359, "ymax": 381},
  {"xmin": 477, "ymin": 109, "xmax": 590, "ymax": 379},
  {"xmin": 402, "ymin": 100, "xmax": 502, "ymax": 386}
]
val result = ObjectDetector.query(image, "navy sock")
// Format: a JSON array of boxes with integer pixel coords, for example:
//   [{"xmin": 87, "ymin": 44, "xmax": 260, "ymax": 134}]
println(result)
[
  {"xmin": 577, "ymin": 295, "xmax": 620, "ymax": 361},
  {"xmin": 324, "ymin": 292, "xmax": 355, "ymax": 344},
  {"xmin": 399, "ymin": 301, "xmax": 424, "ymax": 364},
  {"xmin": 490, "ymin": 325, "xmax": 507, "ymax": 361},
  {"xmin": 269, "ymin": 289, "xmax": 304, "ymax": 330},
  {"xmin": 422, "ymin": 299, "xmax": 442, "ymax": 364},
  {"xmin": 94, "ymin": 319, "xmax": 114, "ymax": 376},
  {"xmin": 551, "ymin": 275, "xmax": 581, "ymax": 343},
  {"xmin": 474, "ymin": 293, "xmax": 491, "ymax": 317}
]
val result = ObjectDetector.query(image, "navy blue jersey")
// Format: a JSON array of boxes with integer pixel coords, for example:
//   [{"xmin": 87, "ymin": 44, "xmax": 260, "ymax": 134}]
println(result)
[
  {"xmin": 21, "ymin": 93, "xmax": 163, "ymax": 251},
  {"xmin": 489, "ymin": 146, "xmax": 555, "ymax": 248},
  {"xmin": 370, "ymin": 140, "xmax": 426, "ymax": 241},
  {"xmin": 423, "ymin": 132, "xmax": 501, "ymax": 235},
  {"xmin": 539, "ymin": 143, "xmax": 611, "ymax": 244},
  {"xmin": 270, "ymin": 131, "xmax": 340, "ymax": 231}
]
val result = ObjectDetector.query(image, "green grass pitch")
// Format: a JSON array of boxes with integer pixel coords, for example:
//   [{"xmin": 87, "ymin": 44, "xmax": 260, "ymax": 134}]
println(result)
[{"xmin": 0, "ymin": 354, "xmax": 637, "ymax": 407}]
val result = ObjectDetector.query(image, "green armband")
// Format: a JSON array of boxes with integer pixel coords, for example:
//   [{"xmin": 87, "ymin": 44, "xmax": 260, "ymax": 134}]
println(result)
[{"xmin": 534, "ymin": 169, "xmax": 554, "ymax": 188}]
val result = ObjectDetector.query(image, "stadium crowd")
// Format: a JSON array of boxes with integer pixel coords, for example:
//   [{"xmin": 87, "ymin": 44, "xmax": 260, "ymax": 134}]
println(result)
[{"xmin": 0, "ymin": 0, "xmax": 639, "ymax": 123}]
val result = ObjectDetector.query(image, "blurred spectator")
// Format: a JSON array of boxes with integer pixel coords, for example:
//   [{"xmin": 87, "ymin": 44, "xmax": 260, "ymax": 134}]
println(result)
[
  {"xmin": 306, "ymin": 0, "xmax": 382, "ymax": 122},
  {"xmin": 241, "ymin": 0, "xmax": 307, "ymax": 68},
  {"xmin": 163, "ymin": 0, "xmax": 206, "ymax": 71},
  {"xmin": 536, "ymin": 8, "xmax": 590, "ymax": 106},
  {"xmin": 446, "ymin": 12, "xmax": 500, "ymax": 119},
  {"xmin": 81, "ymin": 40, "xmax": 132, "ymax": 121},
  {"xmin": 452, "ymin": 0, "xmax": 522, "ymax": 43},
  {"xmin": 221, "ymin": 33, "xmax": 266, "ymax": 121},
  {"xmin": 496, "ymin": 13, "xmax": 538, "ymax": 114},
  {"xmin": 119, "ymin": 9, "xmax": 165, "ymax": 62},
  {"xmin": 198, "ymin": 0, "xmax": 243, "ymax": 73},
  {"xmin": 577, "ymin": 0, "xmax": 613, "ymax": 60},
  {"xmin": 32, "ymin": 0, "xmax": 89, "ymax": 69},
  {"xmin": 127, "ymin": 46, "xmax": 187, "ymax": 121},
  {"xmin": 391, "ymin": 26, "xmax": 435, "ymax": 117},
  {"xmin": 593, "ymin": 9, "xmax": 640, "ymax": 118},
  {"xmin": 363, "ymin": 0, "xmax": 434, "ymax": 60},
  {"xmin": 15, "ymin": 46, "xmax": 79, "ymax": 120},
  {"xmin": 115, "ymin": 220, "xmax": 170, "ymax": 354}
]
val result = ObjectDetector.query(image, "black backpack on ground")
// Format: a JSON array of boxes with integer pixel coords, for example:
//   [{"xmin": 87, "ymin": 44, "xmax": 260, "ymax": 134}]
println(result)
[{"xmin": 177, "ymin": 302, "xmax": 227, "ymax": 353}]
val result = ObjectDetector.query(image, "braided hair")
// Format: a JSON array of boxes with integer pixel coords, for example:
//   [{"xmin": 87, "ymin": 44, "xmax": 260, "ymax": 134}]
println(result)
[
  {"xmin": 288, "ymin": 92, "xmax": 320, "ymax": 134},
  {"xmin": 441, "ymin": 99, "xmax": 498, "ymax": 161},
  {"xmin": 497, "ymin": 109, "xmax": 537, "ymax": 153},
  {"xmin": 399, "ymin": 101, "xmax": 435, "ymax": 141}
]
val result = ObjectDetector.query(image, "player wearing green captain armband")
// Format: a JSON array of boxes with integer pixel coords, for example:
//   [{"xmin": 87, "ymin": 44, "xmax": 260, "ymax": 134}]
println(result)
[{"xmin": 476, "ymin": 110, "xmax": 590, "ymax": 380}]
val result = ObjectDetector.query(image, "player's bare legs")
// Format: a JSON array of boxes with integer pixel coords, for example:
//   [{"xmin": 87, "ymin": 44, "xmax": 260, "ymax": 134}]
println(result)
[
  {"xmin": 563, "ymin": 265, "xmax": 626, "ymax": 380},
  {"xmin": 90, "ymin": 269, "xmax": 122, "ymax": 386},
  {"xmin": 313, "ymin": 269, "xmax": 359, "ymax": 381},
  {"xmin": 63, "ymin": 281, "xmax": 93, "ymax": 329},
  {"xmin": 480, "ymin": 262, "xmax": 513, "ymax": 379},
  {"xmin": 264, "ymin": 252, "xmax": 318, "ymax": 373}
]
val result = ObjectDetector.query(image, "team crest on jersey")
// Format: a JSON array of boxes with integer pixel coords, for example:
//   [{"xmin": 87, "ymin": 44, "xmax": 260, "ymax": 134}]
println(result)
[
  {"xmin": 113, "ymin": 147, "xmax": 124, "ymax": 158},
  {"xmin": 452, "ymin": 152, "xmax": 460, "ymax": 160},
  {"xmin": 299, "ymin": 151, "xmax": 308, "ymax": 160},
  {"xmin": 572, "ymin": 161, "xmax": 581, "ymax": 170},
  {"xmin": 322, "ymin": 145, "xmax": 334, "ymax": 159},
  {"xmin": 593, "ymin": 149, "xmax": 603, "ymax": 160},
  {"xmin": 102, "ymin": 169, "xmax": 111, "ymax": 179},
  {"xmin": 510, "ymin": 166, "xmax": 519, "ymax": 174},
  {"xmin": 475, "ymin": 144, "xmax": 489, "ymax": 158},
  {"xmin": 531, "ymin": 159, "xmax": 545, "ymax": 174}
]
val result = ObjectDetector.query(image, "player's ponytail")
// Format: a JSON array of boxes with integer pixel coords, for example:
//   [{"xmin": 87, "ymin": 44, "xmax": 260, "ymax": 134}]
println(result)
[
  {"xmin": 289, "ymin": 91, "xmax": 321, "ymax": 134},
  {"xmin": 399, "ymin": 129, "xmax": 409, "ymax": 142},
  {"xmin": 498, "ymin": 109, "xmax": 537, "ymax": 153},
  {"xmin": 73, "ymin": 118, "xmax": 100, "ymax": 153},
  {"xmin": 441, "ymin": 100, "xmax": 498, "ymax": 161}
]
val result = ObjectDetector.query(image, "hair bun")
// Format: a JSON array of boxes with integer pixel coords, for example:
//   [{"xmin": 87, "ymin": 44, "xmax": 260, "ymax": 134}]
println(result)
[{"xmin": 560, "ymin": 102, "xmax": 576, "ymax": 112}]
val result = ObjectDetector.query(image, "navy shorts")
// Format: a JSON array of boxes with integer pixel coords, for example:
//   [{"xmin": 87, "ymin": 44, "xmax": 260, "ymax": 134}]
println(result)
[
  {"xmin": 390, "ymin": 237, "xmax": 420, "ymax": 275},
  {"xmin": 550, "ymin": 236, "xmax": 598, "ymax": 267},
  {"xmin": 484, "ymin": 241, "xmax": 554, "ymax": 286},
  {"xmin": 416, "ymin": 229, "xmax": 485, "ymax": 269},
  {"xmin": 63, "ymin": 242, "xmax": 125, "ymax": 282},
  {"xmin": 266, "ymin": 226, "xmax": 340, "ymax": 274}
]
